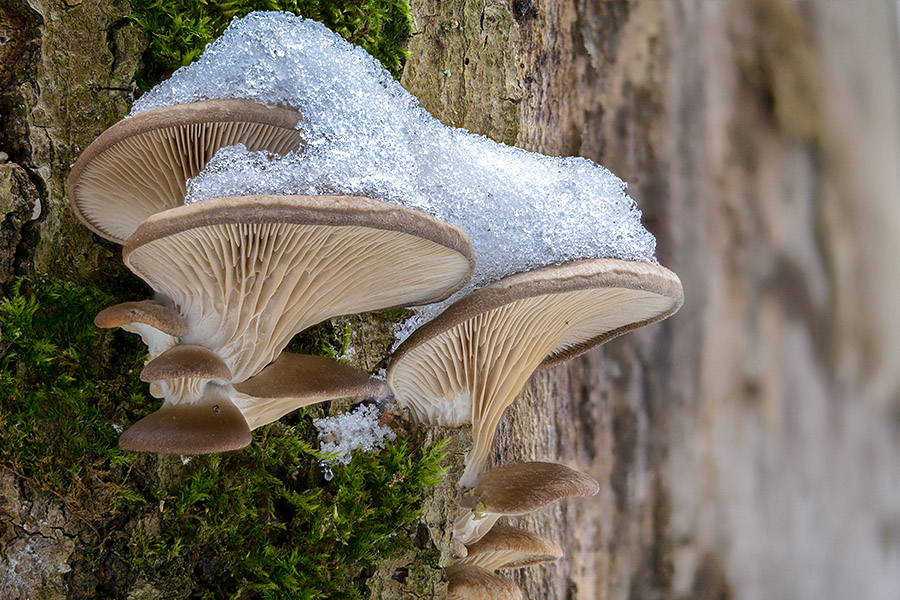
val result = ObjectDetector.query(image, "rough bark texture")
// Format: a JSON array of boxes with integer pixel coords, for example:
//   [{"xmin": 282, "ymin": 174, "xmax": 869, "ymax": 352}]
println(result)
[
  {"xmin": 401, "ymin": 1, "xmax": 900, "ymax": 599},
  {"xmin": 2, "ymin": 0, "xmax": 900, "ymax": 598},
  {"xmin": 0, "ymin": 0, "xmax": 143, "ymax": 283}
]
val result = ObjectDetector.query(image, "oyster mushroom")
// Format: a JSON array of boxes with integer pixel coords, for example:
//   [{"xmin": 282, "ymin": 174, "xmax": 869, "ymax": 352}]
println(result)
[
  {"xmin": 387, "ymin": 258, "xmax": 683, "ymax": 490},
  {"xmin": 445, "ymin": 564, "xmax": 522, "ymax": 600},
  {"xmin": 68, "ymin": 99, "xmax": 303, "ymax": 244},
  {"xmin": 458, "ymin": 523, "xmax": 563, "ymax": 571},
  {"xmin": 117, "ymin": 193, "xmax": 473, "ymax": 453},
  {"xmin": 453, "ymin": 461, "xmax": 599, "ymax": 545},
  {"xmin": 94, "ymin": 299, "xmax": 188, "ymax": 358}
]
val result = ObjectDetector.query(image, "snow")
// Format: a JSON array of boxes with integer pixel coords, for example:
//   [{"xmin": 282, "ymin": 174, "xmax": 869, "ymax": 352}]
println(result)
[
  {"xmin": 314, "ymin": 403, "xmax": 396, "ymax": 467},
  {"xmin": 132, "ymin": 11, "xmax": 657, "ymax": 339}
]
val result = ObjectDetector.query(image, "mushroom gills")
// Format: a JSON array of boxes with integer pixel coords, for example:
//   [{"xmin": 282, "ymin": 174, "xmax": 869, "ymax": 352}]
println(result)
[
  {"xmin": 68, "ymin": 99, "xmax": 304, "ymax": 244},
  {"xmin": 458, "ymin": 524, "xmax": 563, "ymax": 571}
]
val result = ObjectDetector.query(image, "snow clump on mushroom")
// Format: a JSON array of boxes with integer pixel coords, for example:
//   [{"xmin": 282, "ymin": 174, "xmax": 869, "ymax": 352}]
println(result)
[{"xmin": 131, "ymin": 11, "xmax": 657, "ymax": 340}]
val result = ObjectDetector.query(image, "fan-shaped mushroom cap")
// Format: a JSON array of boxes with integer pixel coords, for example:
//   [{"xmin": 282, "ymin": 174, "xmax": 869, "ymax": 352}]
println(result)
[
  {"xmin": 68, "ymin": 99, "xmax": 303, "ymax": 243},
  {"xmin": 140, "ymin": 344, "xmax": 232, "ymax": 382},
  {"xmin": 119, "ymin": 383, "xmax": 251, "ymax": 454},
  {"xmin": 95, "ymin": 299, "xmax": 189, "ymax": 336},
  {"xmin": 459, "ymin": 524, "xmax": 563, "ymax": 571},
  {"xmin": 232, "ymin": 352, "xmax": 388, "ymax": 429},
  {"xmin": 387, "ymin": 258, "xmax": 682, "ymax": 488},
  {"xmin": 95, "ymin": 299, "xmax": 188, "ymax": 357},
  {"xmin": 453, "ymin": 462, "xmax": 599, "ymax": 544},
  {"xmin": 123, "ymin": 194, "xmax": 475, "ymax": 384},
  {"xmin": 462, "ymin": 462, "xmax": 600, "ymax": 514},
  {"xmin": 445, "ymin": 564, "xmax": 522, "ymax": 600}
]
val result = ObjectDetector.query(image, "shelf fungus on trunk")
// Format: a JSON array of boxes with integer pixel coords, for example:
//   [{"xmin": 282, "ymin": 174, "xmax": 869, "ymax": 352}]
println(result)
[
  {"xmin": 445, "ymin": 564, "xmax": 522, "ymax": 600},
  {"xmin": 68, "ymin": 99, "xmax": 303, "ymax": 244},
  {"xmin": 457, "ymin": 524, "xmax": 563, "ymax": 571},
  {"xmin": 231, "ymin": 352, "xmax": 388, "ymax": 430},
  {"xmin": 115, "ymin": 193, "xmax": 473, "ymax": 453},
  {"xmin": 453, "ymin": 461, "xmax": 599, "ymax": 545},
  {"xmin": 94, "ymin": 299, "xmax": 189, "ymax": 358},
  {"xmin": 387, "ymin": 258, "xmax": 683, "ymax": 491}
]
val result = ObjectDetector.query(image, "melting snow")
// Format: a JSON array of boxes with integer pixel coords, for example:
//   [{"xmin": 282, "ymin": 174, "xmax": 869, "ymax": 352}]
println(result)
[
  {"xmin": 132, "ymin": 11, "xmax": 657, "ymax": 340},
  {"xmin": 314, "ymin": 403, "xmax": 396, "ymax": 467}
]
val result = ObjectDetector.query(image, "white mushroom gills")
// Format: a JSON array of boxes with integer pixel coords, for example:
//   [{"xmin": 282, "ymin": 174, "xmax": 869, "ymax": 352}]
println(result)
[
  {"xmin": 68, "ymin": 99, "xmax": 303, "ymax": 243},
  {"xmin": 388, "ymin": 259, "xmax": 682, "ymax": 490},
  {"xmin": 124, "ymin": 195, "xmax": 475, "ymax": 384}
]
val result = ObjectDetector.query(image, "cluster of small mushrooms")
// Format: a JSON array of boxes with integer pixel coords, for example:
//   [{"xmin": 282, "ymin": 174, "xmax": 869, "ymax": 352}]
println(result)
[{"xmin": 69, "ymin": 97, "xmax": 683, "ymax": 598}]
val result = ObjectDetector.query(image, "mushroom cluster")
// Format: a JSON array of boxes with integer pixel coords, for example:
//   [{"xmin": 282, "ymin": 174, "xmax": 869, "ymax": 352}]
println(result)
[
  {"xmin": 70, "ymin": 109, "xmax": 475, "ymax": 454},
  {"xmin": 70, "ymin": 11, "xmax": 685, "ymax": 597},
  {"xmin": 386, "ymin": 259, "xmax": 682, "ymax": 594}
]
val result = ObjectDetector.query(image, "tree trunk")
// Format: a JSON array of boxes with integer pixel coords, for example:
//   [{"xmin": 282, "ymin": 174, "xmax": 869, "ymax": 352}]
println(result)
[
  {"xmin": 2, "ymin": 0, "xmax": 900, "ymax": 598},
  {"xmin": 402, "ymin": 1, "xmax": 900, "ymax": 599}
]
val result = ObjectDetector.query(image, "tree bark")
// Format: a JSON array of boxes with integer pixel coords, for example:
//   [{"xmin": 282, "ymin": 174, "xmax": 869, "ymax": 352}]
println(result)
[
  {"xmin": 2, "ymin": 0, "xmax": 900, "ymax": 598},
  {"xmin": 402, "ymin": 1, "xmax": 900, "ymax": 599}
]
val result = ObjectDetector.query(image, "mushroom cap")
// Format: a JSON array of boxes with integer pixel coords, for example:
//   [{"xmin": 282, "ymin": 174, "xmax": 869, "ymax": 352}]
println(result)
[
  {"xmin": 464, "ymin": 462, "xmax": 599, "ymax": 515},
  {"xmin": 391, "ymin": 258, "xmax": 683, "ymax": 374},
  {"xmin": 123, "ymin": 194, "xmax": 475, "ymax": 383},
  {"xmin": 386, "ymin": 258, "xmax": 682, "ymax": 487},
  {"xmin": 445, "ymin": 564, "xmax": 522, "ymax": 600},
  {"xmin": 232, "ymin": 352, "xmax": 388, "ymax": 429},
  {"xmin": 94, "ymin": 300, "xmax": 189, "ymax": 336},
  {"xmin": 68, "ymin": 99, "xmax": 303, "ymax": 244},
  {"xmin": 140, "ymin": 344, "xmax": 232, "ymax": 382},
  {"xmin": 459, "ymin": 524, "xmax": 563, "ymax": 571},
  {"xmin": 118, "ymin": 385, "xmax": 251, "ymax": 454}
]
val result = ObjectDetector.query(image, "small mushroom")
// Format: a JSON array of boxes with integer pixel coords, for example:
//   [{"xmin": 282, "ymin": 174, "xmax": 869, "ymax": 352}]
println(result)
[
  {"xmin": 232, "ymin": 352, "xmax": 388, "ymax": 430},
  {"xmin": 445, "ymin": 564, "xmax": 522, "ymax": 600},
  {"xmin": 94, "ymin": 299, "xmax": 189, "ymax": 358},
  {"xmin": 68, "ymin": 99, "xmax": 304, "ymax": 244},
  {"xmin": 118, "ymin": 382, "xmax": 251, "ymax": 454},
  {"xmin": 122, "ymin": 348, "xmax": 383, "ymax": 453},
  {"xmin": 453, "ymin": 461, "xmax": 599, "ymax": 544},
  {"xmin": 458, "ymin": 524, "xmax": 563, "ymax": 571},
  {"xmin": 387, "ymin": 258, "xmax": 682, "ymax": 490},
  {"xmin": 120, "ymin": 343, "xmax": 248, "ymax": 454},
  {"xmin": 140, "ymin": 344, "xmax": 232, "ymax": 383}
]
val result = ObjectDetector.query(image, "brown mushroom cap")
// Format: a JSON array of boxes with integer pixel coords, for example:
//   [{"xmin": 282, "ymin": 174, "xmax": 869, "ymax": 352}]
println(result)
[
  {"xmin": 232, "ymin": 352, "xmax": 388, "ymax": 429},
  {"xmin": 118, "ymin": 384, "xmax": 251, "ymax": 454},
  {"xmin": 140, "ymin": 345, "xmax": 232, "ymax": 382},
  {"xmin": 454, "ymin": 462, "xmax": 599, "ymax": 544},
  {"xmin": 68, "ymin": 99, "xmax": 303, "ymax": 244},
  {"xmin": 463, "ymin": 462, "xmax": 599, "ymax": 515},
  {"xmin": 94, "ymin": 300, "xmax": 189, "ymax": 336},
  {"xmin": 123, "ymin": 194, "xmax": 475, "ymax": 383},
  {"xmin": 387, "ymin": 258, "xmax": 682, "ymax": 487},
  {"xmin": 459, "ymin": 524, "xmax": 563, "ymax": 571},
  {"xmin": 445, "ymin": 564, "xmax": 522, "ymax": 600}
]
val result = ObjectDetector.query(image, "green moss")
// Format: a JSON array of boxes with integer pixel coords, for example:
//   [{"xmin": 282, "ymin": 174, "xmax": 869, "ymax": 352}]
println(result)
[
  {"xmin": 0, "ymin": 276, "xmax": 148, "ymax": 508},
  {"xmin": 0, "ymin": 276, "xmax": 445, "ymax": 598},
  {"xmin": 127, "ymin": 429, "xmax": 446, "ymax": 598},
  {"xmin": 130, "ymin": 0, "xmax": 413, "ymax": 88}
]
